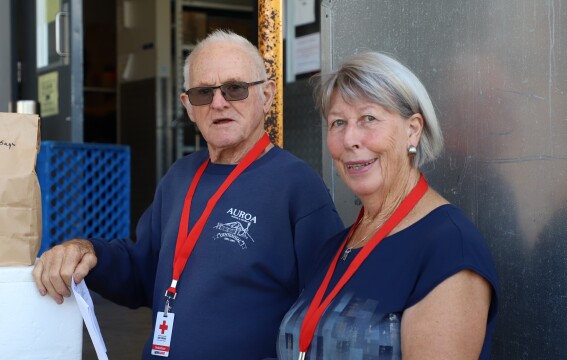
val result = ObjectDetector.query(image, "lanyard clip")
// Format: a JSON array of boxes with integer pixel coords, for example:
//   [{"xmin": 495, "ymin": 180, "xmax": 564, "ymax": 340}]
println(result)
[
  {"xmin": 164, "ymin": 298, "xmax": 171, "ymax": 317},
  {"xmin": 165, "ymin": 280, "xmax": 178, "ymax": 300},
  {"xmin": 164, "ymin": 289, "xmax": 177, "ymax": 299},
  {"xmin": 298, "ymin": 352, "xmax": 306, "ymax": 360},
  {"xmin": 164, "ymin": 285, "xmax": 177, "ymax": 318},
  {"xmin": 164, "ymin": 291, "xmax": 176, "ymax": 317}
]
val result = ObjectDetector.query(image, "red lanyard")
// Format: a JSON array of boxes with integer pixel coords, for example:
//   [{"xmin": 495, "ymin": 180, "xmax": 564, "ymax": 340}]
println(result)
[
  {"xmin": 297, "ymin": 174, "xmax": 428, "ymax": 358},
  {"xmin": 165, "ymin": 133, "xmax": 271, "ymax": 302}
]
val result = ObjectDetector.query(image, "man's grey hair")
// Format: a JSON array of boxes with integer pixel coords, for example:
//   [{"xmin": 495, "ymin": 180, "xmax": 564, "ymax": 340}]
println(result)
[
  {"xmin": 315, "ymin": 51, "xmax": 444, "ymax": 167},
  {"xmin": 183, "ymin": 30, "xmax": 268, "ymax": 91}
]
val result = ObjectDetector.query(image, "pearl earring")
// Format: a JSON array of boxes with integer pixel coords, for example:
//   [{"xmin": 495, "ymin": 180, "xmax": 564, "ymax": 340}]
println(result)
[{"xmin": 408, "ymin": 145, "xmax": 417, "ymax": 156}]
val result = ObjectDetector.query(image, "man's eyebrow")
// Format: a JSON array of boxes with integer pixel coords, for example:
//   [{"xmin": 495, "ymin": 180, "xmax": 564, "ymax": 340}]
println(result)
[{"xmin": 192, "ymin": 78, "xmax": 242, "ymax": 87}]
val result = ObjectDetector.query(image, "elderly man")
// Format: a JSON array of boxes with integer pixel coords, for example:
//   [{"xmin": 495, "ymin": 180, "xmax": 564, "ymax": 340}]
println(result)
[{"xmin": 32, "ymin": 30, "xmax": 344, "ymax": 359}]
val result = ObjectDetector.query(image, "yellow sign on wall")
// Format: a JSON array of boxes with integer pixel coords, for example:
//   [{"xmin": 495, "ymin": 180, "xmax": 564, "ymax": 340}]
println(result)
[{"xmin": 38, "ymin": 71, "xmax": 59, "ymax": 118}]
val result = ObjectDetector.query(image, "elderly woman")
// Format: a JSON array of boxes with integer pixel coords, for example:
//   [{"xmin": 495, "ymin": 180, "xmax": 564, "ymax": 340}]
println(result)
[{"xmin": 277, "ymin": 52, "xmax": 499, "ymax": 360}]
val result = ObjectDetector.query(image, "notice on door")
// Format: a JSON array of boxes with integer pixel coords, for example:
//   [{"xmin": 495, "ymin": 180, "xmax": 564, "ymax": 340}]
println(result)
[{"xmin": 38, "ymin": 71, "xmax": 59, "ymax": 117}]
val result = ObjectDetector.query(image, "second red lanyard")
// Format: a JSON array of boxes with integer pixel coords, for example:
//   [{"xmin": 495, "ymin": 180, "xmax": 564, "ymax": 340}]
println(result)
[{"xmin": 298, "ymin": 174, "xmax": 429, "ymax": 357}]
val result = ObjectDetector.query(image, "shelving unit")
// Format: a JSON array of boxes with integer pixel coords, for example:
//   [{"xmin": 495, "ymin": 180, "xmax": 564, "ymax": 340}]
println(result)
[{"xmin": 171, "ymin": 0, "xmax": 257, "ymax": 160}]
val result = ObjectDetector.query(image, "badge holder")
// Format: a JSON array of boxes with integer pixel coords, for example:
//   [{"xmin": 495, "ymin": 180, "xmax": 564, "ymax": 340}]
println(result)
[{"xmin": 151, "ymin": 291, "xmax": 176, "ymax": 357}]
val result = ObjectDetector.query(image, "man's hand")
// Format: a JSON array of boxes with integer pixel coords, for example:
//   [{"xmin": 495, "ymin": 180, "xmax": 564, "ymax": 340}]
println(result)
[{"xmin": 32, "ymin": 239, "xmax": 97, "ymax": 304}]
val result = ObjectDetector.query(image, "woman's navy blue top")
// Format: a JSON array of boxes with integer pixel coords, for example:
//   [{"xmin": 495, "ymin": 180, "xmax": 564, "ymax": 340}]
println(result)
[{"xmin": 277, "ymin": 204, "xmax": 499, "ymax": 360}]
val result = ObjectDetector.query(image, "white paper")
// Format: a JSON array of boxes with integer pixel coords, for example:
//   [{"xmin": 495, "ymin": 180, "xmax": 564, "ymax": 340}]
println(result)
[
  {"xmin": 295, "ymin": 0, "xmax": 315, "ymax": 26},
  {"xmin": 72, "ymin": 276, "xmax": 109, "ymax": 360},
  {"xmin": 294, "ymin": 32, "xmax": 321, "ymax": 75}
]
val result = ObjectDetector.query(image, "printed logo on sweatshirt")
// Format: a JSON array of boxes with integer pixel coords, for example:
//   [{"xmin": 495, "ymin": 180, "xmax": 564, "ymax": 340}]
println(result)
[{"xmin": 212, "ymin": 208, "xmax": 256, "ymax": 249}]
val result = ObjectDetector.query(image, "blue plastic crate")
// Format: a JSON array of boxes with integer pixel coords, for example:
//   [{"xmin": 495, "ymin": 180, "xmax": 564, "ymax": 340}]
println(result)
[{"xmin": 37, "ymin": 141, "xmax": 130, "ymax": 254}]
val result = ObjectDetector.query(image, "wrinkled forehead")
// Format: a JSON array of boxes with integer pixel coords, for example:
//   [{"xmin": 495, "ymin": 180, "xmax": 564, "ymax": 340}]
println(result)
[{"xmin": 189, "ymin": 42, "xmax": 258, "ymax": 86}]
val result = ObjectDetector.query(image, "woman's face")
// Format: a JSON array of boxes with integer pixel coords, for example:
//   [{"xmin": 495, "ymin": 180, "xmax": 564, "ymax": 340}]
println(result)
[{"xmin": 326, "ymin": 89, "xmax": 419, "ymax": 199}]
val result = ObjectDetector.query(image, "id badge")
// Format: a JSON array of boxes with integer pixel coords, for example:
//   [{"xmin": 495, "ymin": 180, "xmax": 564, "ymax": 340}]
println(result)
[{"xmin": 151, "ymin": 311, "xmax": 175, "ymax": 357}]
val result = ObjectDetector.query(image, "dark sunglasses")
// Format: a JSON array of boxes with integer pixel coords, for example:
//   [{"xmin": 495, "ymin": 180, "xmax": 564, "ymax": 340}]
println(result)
[{"xmin": 185, "ymin": 80, "xmax": 266, "ymax": 106}]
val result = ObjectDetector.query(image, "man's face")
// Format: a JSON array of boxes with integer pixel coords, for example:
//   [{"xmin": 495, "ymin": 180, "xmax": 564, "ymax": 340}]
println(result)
[{"xmin": 181, "ymin": 41, "xmax": 273, "ymax": 161}]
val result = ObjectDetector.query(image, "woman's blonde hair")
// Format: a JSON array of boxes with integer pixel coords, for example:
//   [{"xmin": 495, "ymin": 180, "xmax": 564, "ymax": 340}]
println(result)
[{"xmin": 315, "ymin": 51, "xmax": 444, "ymax": 167}]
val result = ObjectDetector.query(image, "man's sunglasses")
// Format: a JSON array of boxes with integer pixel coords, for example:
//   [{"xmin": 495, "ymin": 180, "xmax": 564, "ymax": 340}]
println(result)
[{"xmin": 184, "ymin": 80, "xmax": 266, "ymax": 106}]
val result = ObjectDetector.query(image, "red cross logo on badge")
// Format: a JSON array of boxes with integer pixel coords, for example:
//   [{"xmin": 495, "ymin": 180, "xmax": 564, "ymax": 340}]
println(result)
[{"xmin": 159, "ymin": 320, "xmax": 168, "ymax": 334}]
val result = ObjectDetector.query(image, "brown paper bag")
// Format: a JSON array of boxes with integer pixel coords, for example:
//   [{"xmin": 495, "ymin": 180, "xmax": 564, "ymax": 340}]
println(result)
[{"xmin": 0, "ymin": 112, "xmax": 42, "ymax": 266}]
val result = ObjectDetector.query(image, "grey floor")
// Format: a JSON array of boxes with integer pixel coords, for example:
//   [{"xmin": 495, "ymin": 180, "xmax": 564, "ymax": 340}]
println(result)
[{"xmin": 82, "ymin": 292, "xmax": 152, "ymax": 360}]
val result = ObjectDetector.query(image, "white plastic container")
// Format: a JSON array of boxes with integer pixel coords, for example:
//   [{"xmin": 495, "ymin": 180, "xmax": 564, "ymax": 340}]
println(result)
[{"xmin": 0, "ymin": 263, "xmax": 83, "ymax": 359}]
